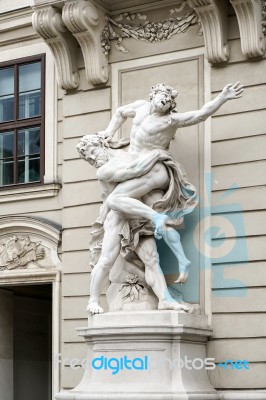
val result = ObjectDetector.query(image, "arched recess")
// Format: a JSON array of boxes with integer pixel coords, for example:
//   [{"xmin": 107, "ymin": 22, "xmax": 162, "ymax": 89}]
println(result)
[{"xmin": 0, "ymin": 216, "xmax": 62, "ymax": 398}]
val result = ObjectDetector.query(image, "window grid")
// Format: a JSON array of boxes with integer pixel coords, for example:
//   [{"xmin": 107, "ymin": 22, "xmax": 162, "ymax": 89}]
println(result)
[{"xmin": 0, "ymin": 55, "xmax": 45, "ymax": 188}]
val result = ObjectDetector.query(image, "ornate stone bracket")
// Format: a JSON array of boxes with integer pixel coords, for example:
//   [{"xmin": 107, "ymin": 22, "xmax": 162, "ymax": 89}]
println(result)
[
  {"xmin": 62, "ymin": 0, "xmax": 109, "ymax": 85},
  {"xmin": 188, "ymin": 0, "xmax": 230, "ymax": 63},
  {"xmin": 32, "ymin": 6, "xmax": 80, "ymax": 90},
  {"xmin": 230, "ymin": 0, "xmax": 265, "ymax": 58}
]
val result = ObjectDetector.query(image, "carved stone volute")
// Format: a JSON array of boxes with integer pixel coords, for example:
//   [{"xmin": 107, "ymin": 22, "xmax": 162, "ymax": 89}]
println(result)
[
  {"xmin": 32, "ymin": 6, "xmax": 80, "ymax": 90},
  {"xmin": 230, "ymin": 0, "xmax": 265, "ymax": 58},
  {"xmin": 62, "ymin": 0, "xmax": 109, "ymax": 85},
  {"xmin": 188, "ymin": 0, "xmax": 230, "ymax": 63}
]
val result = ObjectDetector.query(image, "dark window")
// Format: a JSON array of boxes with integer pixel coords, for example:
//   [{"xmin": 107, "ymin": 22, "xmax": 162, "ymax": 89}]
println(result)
[{"xmin": 0, "ymin": 55, "xmax": 45, "ymax": 187}]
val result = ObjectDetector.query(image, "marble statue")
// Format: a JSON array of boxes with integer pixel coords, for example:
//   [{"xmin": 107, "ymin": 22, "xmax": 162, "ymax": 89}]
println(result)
[{"xmin": 77, "ymin": 81, "xmax": 243, "ymax": 315}]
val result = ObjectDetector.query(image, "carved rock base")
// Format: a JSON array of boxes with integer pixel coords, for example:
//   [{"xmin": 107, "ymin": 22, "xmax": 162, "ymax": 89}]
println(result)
[{"xmin": 56, "ymin": 311, "xmax": 219, "ymax": 400}]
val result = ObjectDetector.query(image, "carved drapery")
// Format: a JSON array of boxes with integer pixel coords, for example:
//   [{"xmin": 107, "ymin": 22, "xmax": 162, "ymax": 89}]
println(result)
[
  {"xmin": 230, "ymin": 0, "xmax": 265, "ymax": 58},
  {"xmin": 32, "ymin": 6, "xmax": 80, "ymax": 90},
  {"xmin": 62, "ymin": 0, "xmax": 109, "ymax": 85},
  {"xmin": 187, "ymin": 0, "xmax": 230, "ymax": 63}
]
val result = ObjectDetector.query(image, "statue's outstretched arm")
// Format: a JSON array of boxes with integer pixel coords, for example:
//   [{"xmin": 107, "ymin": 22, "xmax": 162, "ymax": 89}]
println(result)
[
  {"xmin": 171, "ymin": 82, "xmax": 244, "ymax": 128},
  {"xmin": 98, "ymin": 100, "xmax": 147, "ymax": 141}
]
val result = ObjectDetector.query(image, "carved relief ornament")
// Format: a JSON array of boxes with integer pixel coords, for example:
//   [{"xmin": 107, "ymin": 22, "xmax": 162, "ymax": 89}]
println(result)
[
  {"xmin": 101, "ymin": 8, "xmax": 199, "ymax": 55},
  {"xmin": 0, "ymin": 236, "xmax": 45, "ymax": 271},
  {"xmin": 0, "ymin": 216, "xmax": 61, "ymax": 276}
]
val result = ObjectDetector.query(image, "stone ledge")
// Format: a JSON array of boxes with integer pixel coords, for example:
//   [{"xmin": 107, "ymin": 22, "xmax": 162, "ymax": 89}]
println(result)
[{"xmin": 0, "ymin": 182, "xmax": 61, "ymax": 203}]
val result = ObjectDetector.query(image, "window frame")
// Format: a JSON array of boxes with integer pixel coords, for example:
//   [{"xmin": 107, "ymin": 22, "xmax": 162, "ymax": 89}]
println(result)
[{"xmin": 0, "ymin": 54, "xmax": 45, "ymax": 189}]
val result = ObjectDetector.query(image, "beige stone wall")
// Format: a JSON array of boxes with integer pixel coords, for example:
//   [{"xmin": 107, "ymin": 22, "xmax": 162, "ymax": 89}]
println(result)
[{"xmin": 207, "ymin": 14, "xmax": 266, "ymax": 389}]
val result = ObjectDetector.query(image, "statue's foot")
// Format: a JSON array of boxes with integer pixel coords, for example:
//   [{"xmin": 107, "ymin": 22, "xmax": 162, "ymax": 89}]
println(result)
[
  {"xmin": 158, "ymin": 300, "xmax": 189, "ymax": 312},
  {"xmin": 175, "ymin": 272, "xmax": 188, "ymax": 284},
  {"xmin": 153, "ymin": 214, "xmax": 168, "ymax": 240},
  {"xmin": 175, "ymin": 261, "xmax": 191, "ymax": 284},
  {"xmin": 87, "ymin": 301, "xmax": 104, "ymax": 315}
]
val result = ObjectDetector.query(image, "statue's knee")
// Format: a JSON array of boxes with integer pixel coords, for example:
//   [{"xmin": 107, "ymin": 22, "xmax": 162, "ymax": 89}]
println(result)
[
  {"xmin": 143, "ymin": 251, "xmax": 159, "ymax": 270},
  {"xmin": 96, "ymin": 256, "xmax": 112, "ymax": 272}
]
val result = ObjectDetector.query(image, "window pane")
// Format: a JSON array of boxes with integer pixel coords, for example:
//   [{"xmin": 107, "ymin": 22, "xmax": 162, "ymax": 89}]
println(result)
[
  {"xmin": 0, "ymin": 131, "xmax": 14, "ymax": 158},
  {"xmin": 0, "ymin": 67, "xmax": 14, "ymax": 96},
  {"xmin": 19, "ymin": 62, "xmax": 41, "ymax": 93},
  {"xmin": 0, "ymin": 95, "xmax": 14, "ymax": 122},
  {"xmin": 0, "ymin": 159, "xmax": 14, "ymax": 186},
  {"xmin": 19, "ymin": 91, "xmax": 41, "ymax": 119},
  {"xmin": 18, "ymin": 127, "xmax": 40, "ymax": 156},
  {"xmin": 18, "ymin": 156, "xmax": 40, "ymax": 184}
]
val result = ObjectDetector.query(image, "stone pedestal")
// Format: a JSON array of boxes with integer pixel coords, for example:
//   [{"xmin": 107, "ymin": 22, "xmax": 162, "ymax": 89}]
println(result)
[{"xmin": 56, "ymin": 311, "xmax": 219, "ymax": 400}]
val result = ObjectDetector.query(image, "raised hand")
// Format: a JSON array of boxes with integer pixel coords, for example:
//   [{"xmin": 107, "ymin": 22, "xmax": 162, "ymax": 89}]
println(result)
[{"xmin": 222, "ymin": 81, "xmax": 244, "ymax": 100}]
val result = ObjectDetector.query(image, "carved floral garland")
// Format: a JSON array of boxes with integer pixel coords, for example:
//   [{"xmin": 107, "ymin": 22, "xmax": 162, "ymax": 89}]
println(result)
[{"xmin": 101, "ymin": 6, "xmax": 199, "ymax": 55}]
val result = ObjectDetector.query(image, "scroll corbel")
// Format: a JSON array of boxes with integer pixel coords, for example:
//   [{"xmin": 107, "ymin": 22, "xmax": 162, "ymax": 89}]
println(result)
[
  {"xmin": 230, "ymin": 0, "xmax": 265, "ymax": 58},
  {"xmin": 32, "ymin": 6, "xmax": 80, "ymax": 90},
  {"xmin": 188, "ymin": 0, "xmax": 230, "ymax": 63},
  {"xmin": 62, "ymin": 0, "xmax": 109, "ymax": 85}
]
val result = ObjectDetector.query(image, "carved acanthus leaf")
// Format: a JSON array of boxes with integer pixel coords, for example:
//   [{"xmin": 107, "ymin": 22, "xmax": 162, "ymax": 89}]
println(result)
[
  {"xmin": 62, "ymin": 0, "xmax": 109, "ymax": 85},
  {"xmin": 187, "ymin": 0, "xmax": 230, "ymax": 63},
  {"xmin": 230, "ymin": 0, "xmax": 265, "ymax": 58},
  {"xmin": 32, "ymin": 6, "xmax": 79, "ymax": 90}
]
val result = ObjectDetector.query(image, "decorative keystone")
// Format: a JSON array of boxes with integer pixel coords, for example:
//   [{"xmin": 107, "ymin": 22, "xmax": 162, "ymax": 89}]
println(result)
[
  {"xmin": 188, "ymin": 0, "xmax": 230, "ymax": 63},
  {"xmin": 32, "ymin": 6, "xmax": 80, "ymax": 90},
  {"xmin": 230, "ymin": 0, "xmax": 265, "ymax": 58},
  {"xmin": 62, "ymin": 0, "xmax": 109, "ymax": 85}
]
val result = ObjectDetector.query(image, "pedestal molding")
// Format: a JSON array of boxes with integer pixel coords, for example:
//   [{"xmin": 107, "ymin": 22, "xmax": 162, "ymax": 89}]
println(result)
[
  {"xmin": 32, "ymin": 6, "xmax": 80, "ymax": 90},
  {"xmin": 62, "ymin": 0, "xmax": 109, "ymax": 84},
  {"xmin": 188, "ymin": 0, "xmax": 229, "ymax": 63},
  {"xmin": 230, "ymin": 0, "xmax": 265, "ymax": 58}
]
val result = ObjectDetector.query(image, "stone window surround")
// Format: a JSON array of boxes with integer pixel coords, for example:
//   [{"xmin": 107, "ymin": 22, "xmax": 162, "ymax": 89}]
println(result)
[{"xmin": 0, "ymin": 42, "xmax": 60, "ymax": 203}]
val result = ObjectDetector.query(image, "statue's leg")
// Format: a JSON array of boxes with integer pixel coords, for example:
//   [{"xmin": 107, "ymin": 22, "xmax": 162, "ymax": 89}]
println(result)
[
  {"xmin": 162, "ymin": 228, "xmax": 191, "ymax": 284},
  {"xmin": 106, "ymin": 163, "xmax": 170, "ymax": 237},
  {"xmin": 142, "ymin": 191, "xmax": 191, "ymax": 283},
  {"xmin": 135, "ymin": 236, "xmax": 189, "ymax": 312},
  {"xmin": 88, "ymin": 210, "xmax": 125, "ymax": 315}
]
